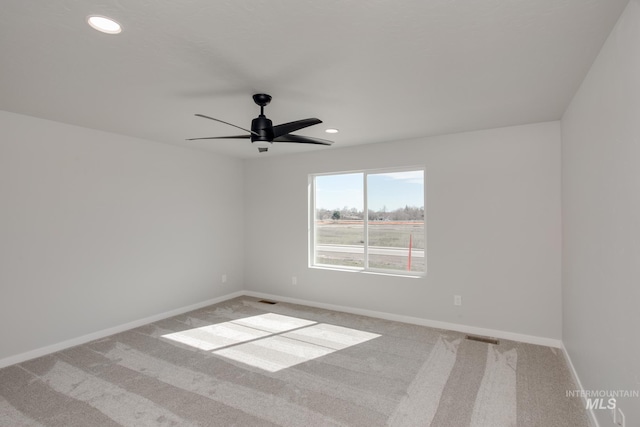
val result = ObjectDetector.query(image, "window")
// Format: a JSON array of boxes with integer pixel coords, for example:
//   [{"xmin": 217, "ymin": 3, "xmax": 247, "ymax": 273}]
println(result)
[{"xmin": 310, "ymin": 167, "xmax": 425, "ymax": 275}]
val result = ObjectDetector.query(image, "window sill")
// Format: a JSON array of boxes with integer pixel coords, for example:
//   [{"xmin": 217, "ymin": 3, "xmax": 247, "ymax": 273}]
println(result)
[{"xmin": 309, "ymin": 264, "xmax": 426, "ymax": 279}]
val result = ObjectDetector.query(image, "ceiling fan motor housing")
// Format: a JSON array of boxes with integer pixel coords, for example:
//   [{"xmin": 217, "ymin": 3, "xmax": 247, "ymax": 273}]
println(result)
[{"xmin": 251, "ymin": 115, "xmax": 274, "ymax": 143}]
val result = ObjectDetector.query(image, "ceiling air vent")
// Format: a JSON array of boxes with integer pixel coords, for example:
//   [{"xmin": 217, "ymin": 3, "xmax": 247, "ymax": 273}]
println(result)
[{"xmin": 258, "ymin": 299, "xmax": 277, "ymax": 305}]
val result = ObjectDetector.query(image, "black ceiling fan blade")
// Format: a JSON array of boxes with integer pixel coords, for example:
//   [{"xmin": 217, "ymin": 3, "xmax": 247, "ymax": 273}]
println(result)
[
  {"xmin": 195, "ymin": 114, "xmax": 259, "ymax": 136},
  {"xmin": 272, "ymin": 118, "xmax": 322, "ymax": 138},
  {"xmin": 186, "ymin": 135, "xmax": 250, "ymax": 141},
  {"xmin": 274, "ymin": 134, "xmax": 333, "ymax": 145}
]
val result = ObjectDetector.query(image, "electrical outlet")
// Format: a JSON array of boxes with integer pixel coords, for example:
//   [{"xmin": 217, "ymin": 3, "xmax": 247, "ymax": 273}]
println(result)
[
  {"xmin": 292, "ymin": 276, "xmax": 298, "ymax": 285},
  {"xmin": 454, "ymin": 295, "xmax": 462, "ymax": 306},
  {"xmin": 221, "ymin": 274, "xmax": 227, "ymax": 284}
]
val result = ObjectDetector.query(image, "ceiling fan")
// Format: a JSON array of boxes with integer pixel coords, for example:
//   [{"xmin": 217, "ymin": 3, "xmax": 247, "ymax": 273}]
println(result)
[{"xmin": 187, "ymin": 94, "xmax": 334, "ymax": 153}]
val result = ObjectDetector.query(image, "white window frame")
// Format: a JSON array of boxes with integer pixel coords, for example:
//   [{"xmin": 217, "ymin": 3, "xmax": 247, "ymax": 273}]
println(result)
[{"xmin": 308, "ymin": 166, "xmax": 426, "ymax": 277}]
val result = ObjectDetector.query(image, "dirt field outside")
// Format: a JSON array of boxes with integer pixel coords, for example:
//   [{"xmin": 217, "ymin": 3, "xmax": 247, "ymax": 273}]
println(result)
[{"xmin": 315, "ymin": 220, "xmax": 425, "ymax": 272}]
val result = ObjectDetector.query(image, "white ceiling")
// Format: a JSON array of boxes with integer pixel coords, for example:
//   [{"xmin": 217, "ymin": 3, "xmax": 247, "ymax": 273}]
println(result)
[{"xmin": 0, "ymin": 0, "xmax": 629, "ymax": 159}]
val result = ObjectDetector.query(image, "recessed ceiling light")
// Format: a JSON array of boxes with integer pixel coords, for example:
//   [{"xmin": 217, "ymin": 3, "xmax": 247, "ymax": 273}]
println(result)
[
  {"xmin": 325, "ymin": 128, "xmax": 339, "ymax": 134},
  {"xmin": 87, "ymin": 15, "xmax": 122, "ymax": 34}
]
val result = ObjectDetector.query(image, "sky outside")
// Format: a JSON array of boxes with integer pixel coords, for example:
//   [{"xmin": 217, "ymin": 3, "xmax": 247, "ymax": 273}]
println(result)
[{"xmin": 315, "ymin": 170, "xmax": 424, "ymax": 211}]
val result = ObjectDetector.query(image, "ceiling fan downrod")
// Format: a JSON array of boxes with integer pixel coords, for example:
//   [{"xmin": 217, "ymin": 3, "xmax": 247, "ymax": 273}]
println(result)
[
  {"xmin": 253, "ymin": 93, "xmax": 272, "ymax": 117},
  {"xmin": 251, "ymin": 93, "xmax": 274, "ymax": 143}
]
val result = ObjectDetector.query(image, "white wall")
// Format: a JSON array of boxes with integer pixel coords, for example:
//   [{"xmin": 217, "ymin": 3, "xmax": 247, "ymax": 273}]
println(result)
[
  {"xmin": 562, "ymin": 0, "xmax": 640, "ymax": 424},
  {"xmin": 0, "ymin": 111, "xmax": 244, "ymax": 361},
  {"xmin": 243, "ymin": 122, "xmax": 562, "ymax": 340}
]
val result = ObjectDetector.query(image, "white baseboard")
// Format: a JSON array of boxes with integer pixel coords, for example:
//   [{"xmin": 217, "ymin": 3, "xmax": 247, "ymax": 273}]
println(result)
[
  {"xmin": 0, "ymin": 291, "xmax": 244, "ymax": 369},
  {"xmin": 562, "ymin": 343, "xmax": 601, "ymax": 427},
  {"xmin": 243, "ymin": 290, "xmax": 563, "ymax": 348},
  {"xmin": 1, "ymin": 289, "xmax": 563, "ymax": 370}
]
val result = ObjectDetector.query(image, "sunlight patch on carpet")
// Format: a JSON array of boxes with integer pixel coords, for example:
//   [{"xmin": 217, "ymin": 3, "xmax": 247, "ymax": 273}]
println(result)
[{"xmin": 162, "ymin": 313, "xmax": 380, "ymax": 372}]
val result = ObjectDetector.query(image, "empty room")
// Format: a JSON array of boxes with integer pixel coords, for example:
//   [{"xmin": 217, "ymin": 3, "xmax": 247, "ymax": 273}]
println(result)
[{"xmin": 1, "ymin": 1, "xmax": 638, "ymax": 426}]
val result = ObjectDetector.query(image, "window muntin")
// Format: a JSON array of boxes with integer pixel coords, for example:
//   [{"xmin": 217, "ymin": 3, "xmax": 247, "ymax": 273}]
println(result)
[{"xmin": 311, "ymin": 168, "xmax": 425, "ymax": 275}]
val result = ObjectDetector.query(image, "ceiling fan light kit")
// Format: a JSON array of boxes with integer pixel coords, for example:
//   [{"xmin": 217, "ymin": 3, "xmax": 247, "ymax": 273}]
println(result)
[{"xmin": 187, "ymin": 94, "xmax": 334, "ymax": 153}]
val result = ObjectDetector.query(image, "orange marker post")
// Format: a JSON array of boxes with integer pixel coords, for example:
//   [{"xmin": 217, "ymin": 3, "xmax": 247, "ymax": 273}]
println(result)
[{"xmin": 407, "ymin": 234, "xmax": 413, "ymax": 271}]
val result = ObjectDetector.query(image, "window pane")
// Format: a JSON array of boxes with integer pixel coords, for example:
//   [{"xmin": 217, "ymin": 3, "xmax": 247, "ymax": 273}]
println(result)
[
  {"xmin": 367, "ymin": 171, "xmax": 425, "ymax": 272},
  {"xmin": 315, "ymin": 173, "xmax": 364, "ymax": 268}
]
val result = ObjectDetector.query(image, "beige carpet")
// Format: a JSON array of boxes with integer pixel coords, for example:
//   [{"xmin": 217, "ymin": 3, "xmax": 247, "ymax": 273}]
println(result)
[{"xmin": 0, "ymin": 297, "xmax": 590, "ymax": 426}]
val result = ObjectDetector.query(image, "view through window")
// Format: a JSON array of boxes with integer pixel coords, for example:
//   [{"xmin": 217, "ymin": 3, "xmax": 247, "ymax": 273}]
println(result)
[{"xmin": 311, "ymin": 168, "xmax": 425, "ymax": 274}]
